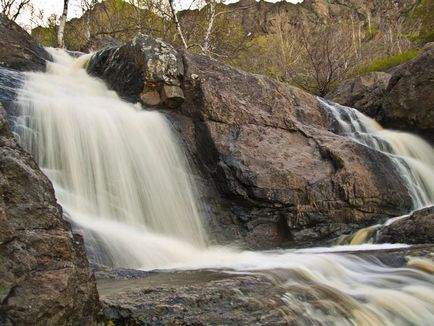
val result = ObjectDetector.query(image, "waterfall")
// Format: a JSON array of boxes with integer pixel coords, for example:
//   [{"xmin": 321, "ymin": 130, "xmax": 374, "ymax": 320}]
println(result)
[
  {"xmin": 13, "ymin": 48, "xmax": 207, "ymax": 267},
  {"xmin": 11, "ymin": 49, "xmax": 434, "ymax": 324},
  {"xmin": 319, "ymin": 98, "xmax": 434, "ymax": 209}
]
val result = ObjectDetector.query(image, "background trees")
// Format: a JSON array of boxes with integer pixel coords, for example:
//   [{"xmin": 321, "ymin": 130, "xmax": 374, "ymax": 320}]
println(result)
[{"xmin": 7, "ymin": 0, "xmax": 433, "ymax": 96}]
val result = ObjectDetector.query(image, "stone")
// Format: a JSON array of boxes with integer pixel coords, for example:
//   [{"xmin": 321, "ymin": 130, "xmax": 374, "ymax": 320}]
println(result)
[
  {"xmin": 0, "ymin": 103, "xmax": 99, "ymax": 324},
  {"xmin": 141, "ymin": 90, "xmax": 161, "ymax": 106},
  {"xmin": 161, "ymin": 85, "xmax": 184, "ymax": 108}
]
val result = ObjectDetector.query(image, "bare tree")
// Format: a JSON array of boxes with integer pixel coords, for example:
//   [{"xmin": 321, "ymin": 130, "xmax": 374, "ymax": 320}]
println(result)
[
  {"xmin": 57, "ymin": 0, "xmax": 69, "ymax": 48},
  {"xmin": 287, "ymin": 24, "xmax": 356, "ymax": 96},
  {"xmin": 1, "ymin": 0, "xmax": 31, "ymax": 21}
]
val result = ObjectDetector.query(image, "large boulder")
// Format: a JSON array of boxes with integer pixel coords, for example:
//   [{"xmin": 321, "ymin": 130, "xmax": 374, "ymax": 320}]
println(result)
[
  {"xmin": 377, "ymin": 206, "xmax": 434, "ymax": 244},
  {"xmin": 89, "ymin": 38, "xmax": 413, "ymax": 248},
  {"xmin": 327, "ymin": 43, "xmax": 434, "ymax": 144},
  {"xmin": 0, "ymin": 14, "xmax": 51, "ymax": 72},
  {"xmin": 0, "ymin": 103, "xmax": 99, "ymax": 324}
]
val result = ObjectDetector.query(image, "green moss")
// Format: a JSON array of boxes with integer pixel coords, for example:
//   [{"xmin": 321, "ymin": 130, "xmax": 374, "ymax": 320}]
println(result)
[{"xmin": 353, "ymin": 50, "xmax": 422, "ymax": 75}]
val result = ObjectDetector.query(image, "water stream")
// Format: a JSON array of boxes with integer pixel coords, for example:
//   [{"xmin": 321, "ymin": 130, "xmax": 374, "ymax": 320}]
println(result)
[{"xmin": 12, "ymin": 49, "xmax": 434, "ymax": 325}]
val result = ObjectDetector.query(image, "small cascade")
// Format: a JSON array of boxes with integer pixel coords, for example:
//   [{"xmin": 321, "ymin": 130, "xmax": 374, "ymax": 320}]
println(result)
[{"xmin": 319, "ymin": 98, "xmax": 434, "ymax": 209}]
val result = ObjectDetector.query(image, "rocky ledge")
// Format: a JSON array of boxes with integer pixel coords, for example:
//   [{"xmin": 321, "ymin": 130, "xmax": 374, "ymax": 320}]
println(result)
[{"xmin": 88, "ymin": 34, "xmax": 413, "ymax": 248}]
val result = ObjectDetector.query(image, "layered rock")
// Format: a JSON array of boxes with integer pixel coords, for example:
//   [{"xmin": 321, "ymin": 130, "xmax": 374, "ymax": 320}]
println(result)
[
  {"xmin": 0, "ymin": 14, "xmax": 51, "ymax": 72},
  {"xmin": 377, "ymin": 206, "xmax": 434, "ymax": 244},
  {"xmin": 0, "ymin": 103, "xmax": 98, "ymax": 323},
  {"xmin": 88, "ymin": 38, "xmax": 413, "ymax": 248},
  {"xmin": 327, "ymin": 43, "xmax": 434, "ymax": 144}
]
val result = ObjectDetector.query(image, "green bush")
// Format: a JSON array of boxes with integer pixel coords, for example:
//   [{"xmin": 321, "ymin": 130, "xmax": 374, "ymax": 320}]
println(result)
[{"xmin": 354, "ymin": 50, "xmax": 422, "ymax": 75}]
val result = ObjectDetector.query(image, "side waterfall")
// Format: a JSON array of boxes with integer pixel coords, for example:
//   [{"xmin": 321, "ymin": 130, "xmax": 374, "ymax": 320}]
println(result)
[
  {"xmin": 12, "ymin": 49, "xmax": 434, "ymax": 325},
  {"xmin": 320, "ymin": 98, "xmax": 434, "ymax": 208},
  {"xmin": 319, "ymin": 99, "xmax": 434, "ymax": 245}
]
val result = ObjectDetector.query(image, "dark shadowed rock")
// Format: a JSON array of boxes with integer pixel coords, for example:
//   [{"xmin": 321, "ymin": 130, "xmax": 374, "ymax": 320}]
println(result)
[
  {"xmin": 0, "ymin": 103, "xmax": 99, "ymax": 325},
  {"xmin": 377, "ymin": 206, "xmax": 434, "ymax": 244},
  {"xmin": 0, "ymin": 14, "xmax": 51, "ymax": 72},
  {"xmin": 326, "ymin": 72, "xmax": 391, "ymax": 117},
  {"xmin": 327, "ymin": 43, "xmax": 434, "ymax": 144}
]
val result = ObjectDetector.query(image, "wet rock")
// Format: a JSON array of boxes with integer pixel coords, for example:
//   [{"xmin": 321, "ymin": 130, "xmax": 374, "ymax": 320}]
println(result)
[
  {"xmin": 0, "ymin": 14, "xmax": 51, "ymax": 72},
  {"xmin": 377, "ymin": 206, "xmax": 434, "ymax": 244},
  {"xmin": 87, "ymin": 34, "xmax": 184, "ymax": 107},
  {"xmin": 0, "ymin": 103, "xmax": 99, "ymax": 325}
]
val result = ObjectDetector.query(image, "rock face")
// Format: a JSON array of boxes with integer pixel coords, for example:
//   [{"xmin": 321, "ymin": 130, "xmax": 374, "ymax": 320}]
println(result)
[
  {"xmin": 0, "ymin": 102, "xmax": 99, "ymax": 324},
  {"xmin": 0, "ymin": 14, "xmax": 51, "ymax": 72},
  {"xmin": 89, "ymin": 39, "xmax": 413, "ymax": 248},
  {"xmin": 377, "ymin": 206, "xmax": 434, "ymax": 244},
  {"xmin": 327, "ymin": 43, "xmax": 434, "ymax": 144}
]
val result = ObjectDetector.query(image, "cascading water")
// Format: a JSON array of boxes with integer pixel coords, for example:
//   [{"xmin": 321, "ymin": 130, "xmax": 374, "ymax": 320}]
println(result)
[
  {"xmin": 11, "ymin": 49, "xmax": 434, "ymax": 324},
  {"xmin": 319, "ymin": 98, "xmax": 434, "ymax": 245},
  {"xmin": 14, "ymin": 49, "xmax": 207, "ymax": 267},
  {"xmin": 319, "ymin": 98, "xmax": 434, "ymax": 209}
]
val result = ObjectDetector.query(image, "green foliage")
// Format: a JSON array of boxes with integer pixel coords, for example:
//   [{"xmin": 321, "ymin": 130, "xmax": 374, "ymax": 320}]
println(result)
[{"xmin": 354, "ymin": 50, "xmax": 422, "ymax": 75}]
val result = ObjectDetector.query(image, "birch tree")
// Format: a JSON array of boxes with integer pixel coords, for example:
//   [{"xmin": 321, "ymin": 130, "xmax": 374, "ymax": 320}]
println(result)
[{"xmin": 57, "ymin": 0, "xmax": 69, "ymax": 48}]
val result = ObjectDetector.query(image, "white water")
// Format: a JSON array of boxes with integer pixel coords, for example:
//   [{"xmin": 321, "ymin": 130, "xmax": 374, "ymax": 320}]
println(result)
[
  {"xmin": 319, "ymin": 98, "xmax": 434, "ymax": 209},
  {"xmin": 12, "ymin": 49, "xmax": 434, "ymax": 325}
]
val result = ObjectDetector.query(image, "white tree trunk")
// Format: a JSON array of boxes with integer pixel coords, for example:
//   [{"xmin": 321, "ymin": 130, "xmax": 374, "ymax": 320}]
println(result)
[
  {"xmin": 57, "ymin": 0, "xmax": 69, "ymax": 48},
  {"xmin": 168, "ymin": 0, "xmax": 188, "ymax": 49},
  {"xmin": 203, "ymin": 0, "xmax": 217, "ymax": 56}
]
